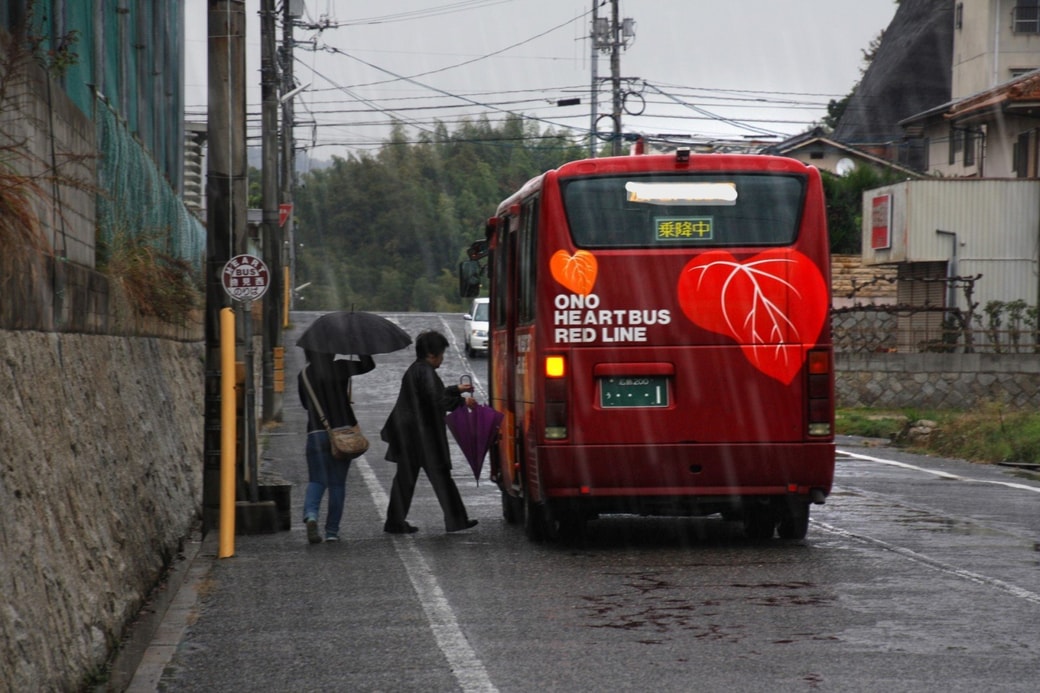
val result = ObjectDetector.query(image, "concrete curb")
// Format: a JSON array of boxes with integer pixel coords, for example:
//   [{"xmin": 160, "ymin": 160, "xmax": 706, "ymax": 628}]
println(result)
[{"xmin": 98, "ymin": 530, "xmax": 216, "ymax": 692}]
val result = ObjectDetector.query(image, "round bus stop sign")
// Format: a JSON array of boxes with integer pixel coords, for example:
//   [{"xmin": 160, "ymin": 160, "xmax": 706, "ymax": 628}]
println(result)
[{"xmin": 222, "ymin": 254, "xmax": 270, "ymax": 302}]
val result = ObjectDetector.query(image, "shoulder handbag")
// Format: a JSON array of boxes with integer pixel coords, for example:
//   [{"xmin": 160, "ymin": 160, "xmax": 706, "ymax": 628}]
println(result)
[{"xmin": 301, "ymin": 367, "xmax": 369, "ymax": 459}]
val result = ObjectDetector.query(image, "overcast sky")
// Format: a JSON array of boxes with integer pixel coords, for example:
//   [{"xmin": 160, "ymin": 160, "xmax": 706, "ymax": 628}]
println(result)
[{"xmin": 185, "ymin": 1, "xmax": 899, "ymax": 162}]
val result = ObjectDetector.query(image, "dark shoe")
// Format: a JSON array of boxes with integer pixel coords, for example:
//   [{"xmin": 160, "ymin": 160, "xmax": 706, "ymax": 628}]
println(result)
[
  {"xmin": 306, "ymin": 518, "xmax": 322, "ymax": 544},
  {"xmin": 447, "ymin": 519, "xmax": 478, "ymax": 533},
  {"xmin": 384, "ymin": 521, "xmax": 419, "ymax": 534}
]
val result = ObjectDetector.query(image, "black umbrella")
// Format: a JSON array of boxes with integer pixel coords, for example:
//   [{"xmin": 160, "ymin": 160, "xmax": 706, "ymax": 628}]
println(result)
[{"xmin": 296, "ymin": 311, "xmax": 412, "ymax": 356}]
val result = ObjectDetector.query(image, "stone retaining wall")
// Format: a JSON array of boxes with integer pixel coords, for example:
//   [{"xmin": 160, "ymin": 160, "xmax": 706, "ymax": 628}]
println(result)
[
  {"xmin": 836, "ymin": 352, "xmax": 1040, "ymax": 409},
  {"xmin": 0, "ymin": 331, "xmax": 204, "ymax": 691}
]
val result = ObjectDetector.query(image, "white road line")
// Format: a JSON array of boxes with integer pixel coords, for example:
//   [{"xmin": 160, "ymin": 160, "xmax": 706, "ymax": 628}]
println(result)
[
  {"xmin": 837, "ymin": 448, "xmax": 1040, "ymax": 494},
  {"xmin": 813, "ymin": 520, "xmax": 1040, "ymax": 605},
  {"xmin": 356, "ymin": 457, "xmax": 498, "ymax": 693}
]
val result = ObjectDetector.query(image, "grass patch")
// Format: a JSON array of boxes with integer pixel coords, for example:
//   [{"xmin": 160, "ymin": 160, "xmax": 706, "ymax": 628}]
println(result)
[
  {"xmin": 837, "ymin": 404, "xmax": 1040, "ymax": 465},
  {"xmin": 98, "ymin": 229, "xmax": 201, "ymax": 323},
  {"xmin": 835, "ymin": 409, "xmax": 910, "ymax": 440}
]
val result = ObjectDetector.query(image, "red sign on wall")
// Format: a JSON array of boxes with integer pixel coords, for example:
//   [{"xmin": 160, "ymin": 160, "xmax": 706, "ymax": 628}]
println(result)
[{"xmin": 870, "ymin": 194, "xmax": 891, "ymax": 250}]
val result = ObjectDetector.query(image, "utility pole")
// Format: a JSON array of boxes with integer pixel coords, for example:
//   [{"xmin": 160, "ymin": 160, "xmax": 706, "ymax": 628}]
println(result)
[
  {"xmin": 610, "ymin": 0, "xmax": 622, "ymax": 155},
  {"xmin": 261, "ymin": 0, "xmax": 282, "ymax": 422},
  {"xmin": 204, "ymin": 0, "xmax": 247, "ymax": 531},
  {"xmin": 589, "ymin": 1, "xmax": 599, "ymax": 157},
  {"xmin": 591, "ymin": 1, "xmax": 634, "ymax": 156},
  {"xmin": 281, "ymin": 1, "xmax": 299, "ymax": 314}
]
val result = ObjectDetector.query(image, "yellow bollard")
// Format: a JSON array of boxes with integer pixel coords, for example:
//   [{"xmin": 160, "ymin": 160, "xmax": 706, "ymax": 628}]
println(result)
[
  {"xmin": 219, "ymin": 307, "xmax": 236, "ymax": 558},
  {"xmin": 273, "ymin": 346, "xmax": 285, "ymax": 393},
  {"xmin": 283, "ymin": 266, "xmax": 290, "ymax": 328}
]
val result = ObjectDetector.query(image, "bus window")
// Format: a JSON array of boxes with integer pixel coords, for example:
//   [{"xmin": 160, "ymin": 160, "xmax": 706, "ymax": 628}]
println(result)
[
  {"xmin": 561, "ymin": 173, "xmax": 806, "ymax": 248},
  {"xmin": 519, "ymin": 198, "xmax": 538, "ymax": 324},
  {"xmin": 491, "ymin": 220, "xmax": 509, "ymax": 329}
]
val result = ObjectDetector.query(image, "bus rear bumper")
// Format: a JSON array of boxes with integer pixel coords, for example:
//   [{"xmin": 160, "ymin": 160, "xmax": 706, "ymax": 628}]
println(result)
[{"xmin": 534, "ymin": 441, "xmax": 835, "ymax": 515}]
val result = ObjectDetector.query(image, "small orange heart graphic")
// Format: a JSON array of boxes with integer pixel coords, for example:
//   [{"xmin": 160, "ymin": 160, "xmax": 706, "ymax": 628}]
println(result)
[{"xmin": 550, "ymin": 249, "xmax": 598, "ymax": 295}]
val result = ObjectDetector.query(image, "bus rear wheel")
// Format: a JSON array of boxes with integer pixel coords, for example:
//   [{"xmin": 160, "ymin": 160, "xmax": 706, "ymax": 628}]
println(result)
[
  {"xmin": 501, "ymin": 489, "xmax": 524, "ymax": 525},
  {"xmin": 524, "ymin": 494, "xmax": 559, "ymax": 542},
  {"xmin": 777, "ymin": 501, "xmax": 810, "ymax": 540},
  {"xmin": 742, "ymin": 505, "xmax": 777, "ymax": 540}
]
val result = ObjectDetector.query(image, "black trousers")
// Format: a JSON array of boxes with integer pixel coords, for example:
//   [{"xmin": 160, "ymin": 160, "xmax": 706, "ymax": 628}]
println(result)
[{"xmin": 386, "ymin": 456, "xmax": 469, "ymax": 530}]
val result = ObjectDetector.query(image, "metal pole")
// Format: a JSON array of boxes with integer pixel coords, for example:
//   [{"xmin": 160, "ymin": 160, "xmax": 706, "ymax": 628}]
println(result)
[
  {"xmin": 610, "ymin": 0, "xmax": 622, "ymax": 155},
  {"xmin": 204, "ymin": 0, "xmax": 246, "ymax": 533},
  {"xmin": 261, "ymin": 0, "xmax": 283, "ymax": 422},
  {"xmin": 590, "ymin": 1, "xmax": 599, "ymax": 158},
  {"xmin": 282, "ymin": 1, "xmax": 297, "ymax": 312}
]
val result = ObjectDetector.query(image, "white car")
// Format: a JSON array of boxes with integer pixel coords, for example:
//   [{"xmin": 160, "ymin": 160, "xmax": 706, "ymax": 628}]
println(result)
[{"xmin": 463, "ymin": 297, "xmax": 489, "ymax": 357}]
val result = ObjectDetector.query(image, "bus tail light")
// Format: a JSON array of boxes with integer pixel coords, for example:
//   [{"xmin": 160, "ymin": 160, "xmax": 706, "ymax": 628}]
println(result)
[
  {"xmin": 544, "ymin": 355, "xmax": 568, "ymax": 440},
  {"xmin": 806, "ymin": 349, "xmax": 832, "ymax": 437}
]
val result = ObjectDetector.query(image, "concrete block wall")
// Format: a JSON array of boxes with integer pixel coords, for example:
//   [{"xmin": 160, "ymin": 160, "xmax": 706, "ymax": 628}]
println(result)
[{"xmin": 836, "ymin": 352, "xmax": 1040, "ymax": 409}]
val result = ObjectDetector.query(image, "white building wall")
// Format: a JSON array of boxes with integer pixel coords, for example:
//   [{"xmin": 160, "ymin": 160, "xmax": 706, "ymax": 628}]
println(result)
[
  {"xmin": 953, "ymin": 0, "xmax": 1040, "ymax": 99},
  {"xmin": 862, "ymin": 179, "xmax": 1039, "ymax": 307}
]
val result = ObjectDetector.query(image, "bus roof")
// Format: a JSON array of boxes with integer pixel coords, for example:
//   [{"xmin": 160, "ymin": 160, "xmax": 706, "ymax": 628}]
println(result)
[{"xmin": 495, "ymin": 152, "xmax": 817, "ymax": 216}]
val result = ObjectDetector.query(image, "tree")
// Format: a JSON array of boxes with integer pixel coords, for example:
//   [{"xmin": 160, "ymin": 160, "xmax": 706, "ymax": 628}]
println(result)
[
  {"xmin": 822, "ymin": 164, "xmax": 903, "ymax": 254},
  {"xmin": 291, "ymin": 117, "xmax": 585, "ymax": 311}
]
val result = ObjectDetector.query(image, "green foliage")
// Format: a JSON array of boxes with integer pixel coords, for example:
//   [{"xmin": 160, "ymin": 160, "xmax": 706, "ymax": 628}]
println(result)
[
  {"xmin": 820, "ymin": 95, "xmax": 849, "ymax": 132},
  {"xmin": 293, "ymin": 116, "xmax": 586, "ymax": 311},
  {"xmin": 822, "ymin": 165, "xmax": 904, "ymax": 254},
  {"xmin": 837, "ymin": 405, "xmax": 1040, "ymax": 465},
  {"xmin": 834, "ymin": 409, "xmax": 909, "ymax": 439},
  {"xmin": 924, "ymin": 403, "xmax": 1040, "ymax": 464}
]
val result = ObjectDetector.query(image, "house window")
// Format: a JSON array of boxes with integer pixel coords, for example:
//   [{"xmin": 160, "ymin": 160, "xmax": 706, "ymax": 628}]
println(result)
[
  {"xmin": 901, "ymin": 137, "xmax": 929, "ymax": 172},
  {"xmin": 1013, "ymin": 131, "xmax": 1032, "ymax": 177},
  {"xmin": 964, "ymin": 129, "xmax": 975, "ymax": 166},
  {"xmin": 948, "ymin": 127, "xmax": 962, "ymax": 165},
  {"xmin": 1013, "ymin": 0, "xmax": 1040, "ymax": 34}
]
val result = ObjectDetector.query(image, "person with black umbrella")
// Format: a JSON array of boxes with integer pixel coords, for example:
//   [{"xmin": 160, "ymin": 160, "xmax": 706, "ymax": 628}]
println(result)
[
  {"xmin": 296, "ymin": 311, "xmax": 413, "ymax": 544},
  {"xmin": 299, "ymin": 350, "xmax": 374, "ymax": 543}
]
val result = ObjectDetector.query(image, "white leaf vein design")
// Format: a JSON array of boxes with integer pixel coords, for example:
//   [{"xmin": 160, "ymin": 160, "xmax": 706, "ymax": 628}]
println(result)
[{"xmin": 689, "ymin": 256, "xmax": 802, "ymax": 362}]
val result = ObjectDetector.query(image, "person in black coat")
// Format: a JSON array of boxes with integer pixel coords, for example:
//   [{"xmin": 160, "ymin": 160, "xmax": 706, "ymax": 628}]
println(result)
[
  {"xmin": 300, "ymin": 350, "xmax": 374, "ymax": 543},
  {"xmin": 381, "ymin": 330, "xmax": 479, "ymax": 534}
]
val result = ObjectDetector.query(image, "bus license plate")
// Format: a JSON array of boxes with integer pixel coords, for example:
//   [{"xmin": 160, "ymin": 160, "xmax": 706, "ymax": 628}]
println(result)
[{"xmin": 600, "ymin": 376, "xmax": 669, "ymax": 408}]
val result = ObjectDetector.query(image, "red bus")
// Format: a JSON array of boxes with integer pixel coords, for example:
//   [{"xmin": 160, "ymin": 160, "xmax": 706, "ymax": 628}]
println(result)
[{"xmin": 460, "ymin": 150, "xmax": 834, "ymax": 541}]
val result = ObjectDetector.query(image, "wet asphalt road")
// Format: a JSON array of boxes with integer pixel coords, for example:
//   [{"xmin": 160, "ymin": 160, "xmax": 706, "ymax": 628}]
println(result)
[{"xmin": 151, "ymin": 311, "xmax": 1040, "ymax": 693}]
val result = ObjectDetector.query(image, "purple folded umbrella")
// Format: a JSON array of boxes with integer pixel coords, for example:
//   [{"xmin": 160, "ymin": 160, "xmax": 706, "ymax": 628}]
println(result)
[{"xmin": 446, "ymin": 402, "xmax": 504, "ymax": 482}]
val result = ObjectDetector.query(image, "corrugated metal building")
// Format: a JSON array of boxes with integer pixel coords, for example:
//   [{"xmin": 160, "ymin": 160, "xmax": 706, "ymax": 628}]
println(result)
[{"xmin": 862, "ymin": 179, "xmax": 1040, "ymax": 350}]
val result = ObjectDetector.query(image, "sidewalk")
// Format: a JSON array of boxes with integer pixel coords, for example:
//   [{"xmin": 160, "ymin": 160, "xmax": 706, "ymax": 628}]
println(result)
[
  {"xmin": 121, "ymin": 323, "xmax": 320, "ymax": 691},
  {"xmin": 107, "ymin": 315, "xmax": 487, "ymax": 691},
  {"xmin": 113, "ymin": 372, "xmax": 314, "ymax": 691}
]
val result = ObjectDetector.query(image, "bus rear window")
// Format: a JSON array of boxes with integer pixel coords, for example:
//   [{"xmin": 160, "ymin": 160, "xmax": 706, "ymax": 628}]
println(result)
[{"xmin": 561, "ymin": 173, "xmax": 807, "ymax": 248}]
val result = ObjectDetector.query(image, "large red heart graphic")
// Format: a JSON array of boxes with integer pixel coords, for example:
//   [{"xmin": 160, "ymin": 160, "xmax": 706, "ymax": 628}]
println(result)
[{"xmin": 676, "ymin": 249, "xmax": 828, "ymax": 384}]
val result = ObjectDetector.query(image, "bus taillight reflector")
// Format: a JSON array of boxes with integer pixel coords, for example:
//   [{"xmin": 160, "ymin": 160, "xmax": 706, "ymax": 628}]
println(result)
[
  {"xmin": 806, "ymin": 348, "xmax": 832, "ymax": 437},
  {"xmin": 545, "ymin": 355, "xmax": 568, "ymax": 439}
]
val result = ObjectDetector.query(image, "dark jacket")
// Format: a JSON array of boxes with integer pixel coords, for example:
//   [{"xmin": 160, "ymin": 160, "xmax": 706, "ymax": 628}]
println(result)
[
  {"xmin": 299, "ymin": 355, "xmax": 374, "ymax": 433},
  {"xmin": 381, "ymin": 358, "xmax": 464, "ymax": 468}
]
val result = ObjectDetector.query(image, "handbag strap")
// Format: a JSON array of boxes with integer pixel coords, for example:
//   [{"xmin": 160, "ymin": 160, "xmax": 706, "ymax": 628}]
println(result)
[{"xmin": 301, "ymin": 366, "xmax": 334, "ymax": 434}]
